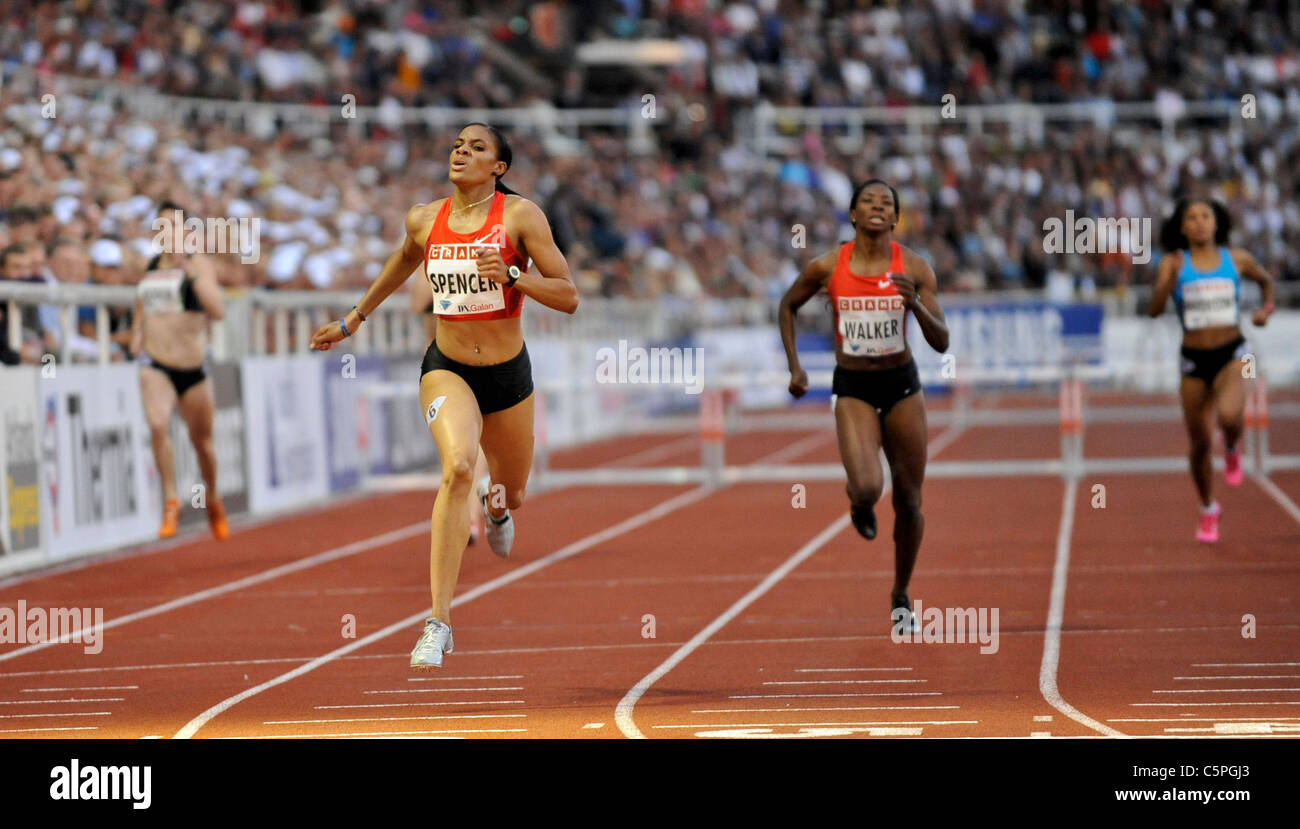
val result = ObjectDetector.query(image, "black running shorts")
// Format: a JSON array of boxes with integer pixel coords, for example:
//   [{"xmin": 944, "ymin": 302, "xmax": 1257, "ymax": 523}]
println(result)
[
  {"xmin": 1180, "ymin": 335, "xmax": 1247, "ymax": 386},
  {"xmin": 832, "ymin": 359, "xmax": 921, "ymax": 417},
  {"xmin": 420, "ymin": 340, "xmax": 534, "ymax": 415}
]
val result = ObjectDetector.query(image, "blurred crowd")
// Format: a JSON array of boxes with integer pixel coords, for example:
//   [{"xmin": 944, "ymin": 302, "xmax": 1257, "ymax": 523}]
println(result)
[{"xmin": 1, "ymin": 1, "xmax": 1298, "ymax": 364}]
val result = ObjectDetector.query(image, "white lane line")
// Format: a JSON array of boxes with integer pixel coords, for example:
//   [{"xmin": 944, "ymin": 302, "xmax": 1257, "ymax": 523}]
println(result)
[
  {"xmin": 654, "ymin": 720, "xmax": 976, "ymax": 729},
  {"xmin": 595, "ymin": 436, "xmax": 699, "ymax": 468},
  {"xmin": 407, "ymin": 675, "xmax": 522, "ymax": 682},
  {"xmin": 0, "ymin": 712, "xmax": 112, "ymax": 719},
  {"xmin": 1152, "ymin": 688, "xmax": 1300, "ymax": 694},
  {"xmin": 1128, "ymin": 706, "xmax": 1300, "ymax": 712},
  {"xmin": 20, "ymin": 685, "xmax": 138, "ymax": 692},
  {"xmin": 1193, "ymin": 662, "xmax": 1300, "ymax": 667},
  {"xmin": 1038, "ymin": 478, "xmax": 1126, "ymax": 737},
  {"xmin": 0, "ymin": 726, "xmax": 99, "ymax": 734},
  {"xmin": 694, "ymin": 706, "xmax": 959, "ymax": 714},
  {"xmin": 0, "ymin": 697, "xmax": 124, "ymax": 705},
  {"xmin": 793, "ymin": 667, "xmax": 913, "ymax": 673},
  {"xmin": 174, "ymin": 485, "xmax": 715, "ymax": 739},
  {"xmin": 615, "ymin": 514, "xmax": 849, "ymax": 739},
  {"xmin": 315, "ymin": 701, "xmax": 524, "ymax": 710},
  {"xmin": 762, "ymin": 679, "xmax": 925, "ymax": 686},
  {"xmin": 362, "ymin": 687, "xmax": 523, "ymax": 695},
  {"xmin": 1252, "ymin": 473, "xmax": 1300, "ymax": 525},
  {"xmin": 728, "ymin": 692, "xmax": 941, "ymax": 700},
  {"xmin": 615, "ymin": 421, "xmax": 970, "ymax": 739},
  {"xmin": 1110, "ymin": 717, "xmax": 1300, "ymax": 723},
  {"xmin": 1175, "ymin": 675, "xmax": 1300, "ymax": 680},
  {"xmin": 237, "ymin": 729, "xmax": 527, "ymax": 738},
  {"xmin": 582, "ymin": 722, "xmax": 605, "ymax": 729},
  {"xmin": 752, "ymin": 432, "xmax": 835, "ymax": 464},
  {"xmin": 264, "ymin": 714, "xmax": 526, "ymax": 725},
  {"xmin": 0, "ymin": 522, "xmax": 430, "ymax": 664}
]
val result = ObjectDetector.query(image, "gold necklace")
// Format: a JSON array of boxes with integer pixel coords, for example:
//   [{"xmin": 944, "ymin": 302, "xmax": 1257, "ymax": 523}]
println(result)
[{"xmin": 450, "ymin": 192, "xmax": 494, "ymax": 215}]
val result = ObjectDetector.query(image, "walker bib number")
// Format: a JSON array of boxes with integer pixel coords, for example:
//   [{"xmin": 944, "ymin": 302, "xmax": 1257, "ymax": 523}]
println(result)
[
  {"xmin": 426, "ymin": 244, "xmax": 506, "ymax": 316},
  {"xmin": 137, "ymin": 270, "xmax": 185, "ymax": 315},
  {"xmin": 1181, "ymin": 278, "xmax": 1237, "ymax": 331},
  {"xmin": 838, "ymin": 295, "xmax": 906, "ymax": 356}
]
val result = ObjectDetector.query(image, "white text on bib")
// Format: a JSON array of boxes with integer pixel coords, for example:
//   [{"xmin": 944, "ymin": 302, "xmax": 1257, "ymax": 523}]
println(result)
[
  {"xmin": 426, "ymin": 244, "xmax": 506, "ymax": 316},
  {"xmin": 1181, "ymin": 278, "xmax": 1237, "ymax": 331},
  {"xmin": 838, "ymin": 295, "xmax": 906, "ymax": 356}
]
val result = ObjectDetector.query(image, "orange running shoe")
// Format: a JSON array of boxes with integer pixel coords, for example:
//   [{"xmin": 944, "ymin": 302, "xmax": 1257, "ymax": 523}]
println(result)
[
  {"xmin": 208, "ymin": 498, "xmax": 229, "ymax": 541},
  {"xmin": 159, "ymin": 497, "xmax": 181, "ymax": 539}
]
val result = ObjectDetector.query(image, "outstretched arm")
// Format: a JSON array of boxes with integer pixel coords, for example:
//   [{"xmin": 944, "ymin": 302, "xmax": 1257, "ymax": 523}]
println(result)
[{"xmin": 311, "ymin": 205, "xmax": 428, "ymax": 351}]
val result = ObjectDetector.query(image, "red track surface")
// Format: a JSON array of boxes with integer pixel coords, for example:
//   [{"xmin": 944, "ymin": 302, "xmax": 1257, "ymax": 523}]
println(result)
[{"xmin": 1, "ymin": 393, "xmax": 1297, "ymax": 739}]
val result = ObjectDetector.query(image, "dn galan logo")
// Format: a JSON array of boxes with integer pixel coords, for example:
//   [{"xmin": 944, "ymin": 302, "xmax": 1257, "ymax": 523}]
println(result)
[{"xmin": 839, "ymin": 297, "xmax": 905, "ymax": 312}]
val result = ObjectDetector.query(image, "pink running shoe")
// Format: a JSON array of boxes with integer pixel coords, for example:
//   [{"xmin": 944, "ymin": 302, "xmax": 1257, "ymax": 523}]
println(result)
[
  {"xmin": 1196, "ymin": 502, "xmax": 1221, "ymax": 543},
  {"xmin": 1224, "ymin": 448, "xmax": 1244, "ymax": 487}
]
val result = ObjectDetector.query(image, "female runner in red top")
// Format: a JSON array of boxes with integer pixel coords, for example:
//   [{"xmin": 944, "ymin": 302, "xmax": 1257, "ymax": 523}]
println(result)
[
  {"xmin": 311, "ymin": 123, "xmax": 578, "ymax": 669},
  {"xmin": 779, "ymin": 179, "xmax": 949, "ymax": 634}
]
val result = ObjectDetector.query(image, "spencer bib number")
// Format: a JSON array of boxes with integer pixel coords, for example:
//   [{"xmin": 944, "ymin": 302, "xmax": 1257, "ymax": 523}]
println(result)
[
  {"xmin": 426, "ymin": 243, "xmax": 506, "ymax": 316},
  {"xmin": 838, "ymin": 295, "xmax": 906, "ymax": 356},
  {"xmin": 1181, "ymin": 278, "xmax": 1237, "ymax": 331}
]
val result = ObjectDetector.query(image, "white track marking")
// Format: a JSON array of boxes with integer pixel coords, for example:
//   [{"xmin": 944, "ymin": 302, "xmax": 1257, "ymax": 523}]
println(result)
[
  {"xmin": 1128, "ymin": 706, "xmax": 1300, "ymax": 712},
  {"xmin": 20, "ymin": 685, "xmax": 137, "ymax": 692},
  {"xmin": 1175, "ymin": 675, "xmax": 1300, "ymax": 680},
  {"xmin": 0, "ymin": 726, "xmax": 98, "ymax": 733},
  {"xmin": 654, "ymin": 720, "xmax": 975, "ymax": 729},
  {"xmin": 264, "ymin": 714, "xmax": 525, "ymax": 725},
  {"xmin": 0, "ymin": 522, "xmax": 429, "ymax": 663},
  {"xmin": 793, "ymin": 667, "xmax": 913, "ymax": 673},
  {"xmin": 1253, "ymin": 473, "xmax": 1300, "ymax": 525},
  {"xmin": 694, "ymin": 706, "xmax": 958, "ymax": 714},
  {"xmin": 751, "ymin": 432, "xmax": 835, "ymax": 464},
  {"xmin": 0, "ymin": 717, "xmax": 112, "ymax": 722},
  {"xmin": 1033, "ymin": 715, "xmax": 1053, "ymax": 722},
  {"xmin": 615, "ymin": 422, "xmax": 970, "ymax": 739},
  {"xmin": 1037, "ymin": 478, "xmax": 1126, "ymax": 737},
  {"xmin": 315, "ymin": 701, "xmax": 524, "ymax": 710},
  {"xmin": 0, "ymin": 697, "xmax": 123, "ymax": 705},
  {"xmin": 1110, "ymin": 717, "xmax": 1300, "ymax": 723},
  {"xmin": 407, "ymin": 675, "xmax": 522, "ymax": 682},
  {"xmin": 1193, "ymin": 662, "xmax": 1300, "ymax": 667},
  {"xmin": 1153, "ymin": 688, "xmax": 1300, "ymax": 694},
  {"xmin": 727, "ymin": 692, "xmax": 940, "ymax": 700},
  {"xmin": 761, "ymin": 679, "xmax": 924, "ymax": 686},
  {"xmin": 236, "ymin": 729, "xmax": 525, "ymax": 738},
  {"xmin": 595, "ymin": 436, "xmax": 699, "ymax": 468},
  {"xmin": 582, "ymin": 722, "xmax": 605, "ymax": 729},
  {"xmin": 362, "ymin": 687, "xmax": 523, "ymax": 695},
  {"xmin": 615, "ymin": 514, "xmax": 850, "ymax": 738},
  {"xmin": 174, "ymin": 485, "xmax": 715, "ymax": 738}
]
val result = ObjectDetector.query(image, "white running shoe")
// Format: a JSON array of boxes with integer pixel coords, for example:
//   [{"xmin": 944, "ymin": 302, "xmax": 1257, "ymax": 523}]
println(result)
[
  {"xmin": 410, "ymin": 617, "xmax": 454, "ymax": 670},
  {"xmin": 476, "ymin": 475, "xmax": 514, "ymax": 558}
]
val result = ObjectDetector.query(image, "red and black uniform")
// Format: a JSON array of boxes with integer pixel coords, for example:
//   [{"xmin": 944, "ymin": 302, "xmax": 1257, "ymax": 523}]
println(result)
[
  {"xmin": 418, "ymin": 192, "xmax": 534, "ymax": 415},
  {"xmin": 827, "ymin": 240, "xmax": 920, "ymax": 415}
]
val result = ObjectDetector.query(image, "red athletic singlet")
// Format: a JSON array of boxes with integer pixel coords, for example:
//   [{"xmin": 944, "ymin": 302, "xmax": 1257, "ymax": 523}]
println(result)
[
  {"xmin": 826, "ymin": 240, "xmax": 909, "ymax": 357},
  {"xmin": 424, "ymin": 191, "xmax": 527, "ymax": 321}
]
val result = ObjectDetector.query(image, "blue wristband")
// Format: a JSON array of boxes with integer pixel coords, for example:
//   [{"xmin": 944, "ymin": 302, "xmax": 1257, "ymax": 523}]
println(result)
[{"xmin": 339, "ymin": 316, "xmax": 350, "ymax": 337}]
